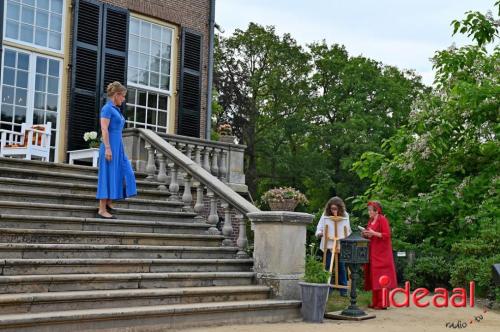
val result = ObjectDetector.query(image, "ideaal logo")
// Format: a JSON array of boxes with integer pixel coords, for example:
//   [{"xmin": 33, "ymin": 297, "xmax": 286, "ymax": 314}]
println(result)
[
  {"xmin": 378, "ymin": 275, "xmax": 475, "ymax": 308},
  {"xmin": 377, "ymin": 276, "xmax": 489, "ymax": 329}
]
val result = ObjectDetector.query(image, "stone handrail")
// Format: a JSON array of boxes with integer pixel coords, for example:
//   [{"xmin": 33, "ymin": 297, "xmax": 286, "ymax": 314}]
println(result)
[
  {"xmin": 157, "ymin": 132, "xmax": 246, "ymax": 150},
  {"xmin": 139, "ymin": 129, "xmax": 258, "ymax": 214},
  {"xmin": 122, "ymin": 128, "xmax": 259, "ymax": 258}
]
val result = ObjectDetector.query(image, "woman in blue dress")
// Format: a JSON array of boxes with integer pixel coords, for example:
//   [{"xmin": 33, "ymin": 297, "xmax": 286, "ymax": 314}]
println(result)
[{"xmin": 96, "ymin": 81, "xmax": 137, "ymax": 219}]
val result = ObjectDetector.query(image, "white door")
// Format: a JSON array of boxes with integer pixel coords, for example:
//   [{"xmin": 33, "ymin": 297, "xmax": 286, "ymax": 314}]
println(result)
[{"xmin": 0, "ymin": 47, "xmax": 62, "ymax": 161}]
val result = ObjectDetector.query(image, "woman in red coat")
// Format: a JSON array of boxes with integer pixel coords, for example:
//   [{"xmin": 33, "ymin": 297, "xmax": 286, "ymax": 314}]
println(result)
[{"xmin": 362, "ymin": 201, "xmax": 397, "ymax": 309}]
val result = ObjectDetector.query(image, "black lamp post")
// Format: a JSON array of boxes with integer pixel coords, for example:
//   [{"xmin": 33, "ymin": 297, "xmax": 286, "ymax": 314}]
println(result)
[{"xmin": 339, "ymin": 231, "xmax": 370, "ymax": 317}]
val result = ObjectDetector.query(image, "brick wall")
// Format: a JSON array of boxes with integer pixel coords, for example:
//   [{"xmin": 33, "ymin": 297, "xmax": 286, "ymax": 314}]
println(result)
[
  {"xmin": 63, "ymin": 0, "xmax": 211, "ymax": 158},
  {"xmin": 100, "ymin": 0, "xmax": 211, "ymax": 138}
]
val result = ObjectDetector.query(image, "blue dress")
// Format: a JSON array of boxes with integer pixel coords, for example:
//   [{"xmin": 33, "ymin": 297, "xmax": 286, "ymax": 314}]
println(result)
[{"xmin": 96, "ymin": 101, "xmax": 137, "ymax": 200}]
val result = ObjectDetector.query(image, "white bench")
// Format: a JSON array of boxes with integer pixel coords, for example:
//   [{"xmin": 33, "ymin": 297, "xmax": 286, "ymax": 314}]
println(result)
[{"xmin": 68, "ymin": 148, "xmax": 100, "ymax": 167}]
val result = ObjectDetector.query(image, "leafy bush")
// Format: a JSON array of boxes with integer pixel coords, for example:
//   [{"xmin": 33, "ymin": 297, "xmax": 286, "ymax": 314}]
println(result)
[
  {"xmin": 450, "ymin": 254, "xmax": 500, "ymax": 298},
  {"xmin": 404, "ymin": 256, "xmax": 451, "ymax": 290},
  {"xmin": 303, "ymin": 244, "xmax": 330, "ymax": 284}
]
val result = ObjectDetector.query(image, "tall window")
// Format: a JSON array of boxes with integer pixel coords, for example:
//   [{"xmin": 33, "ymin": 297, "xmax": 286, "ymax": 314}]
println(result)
[
  {"xmin": 0, "ymin": 49, "xmax": 29, "ymax": 133},
  {"xmin": 0, "ymin": 48, "xmax": 61, "ymax": 160},
  {"xmin": 4, "ymin": 0, "xmax": 65, "ymax": 52},
  {"xmin": 126, "ymin": 16, "xmax": 173, "ymax": 132}
]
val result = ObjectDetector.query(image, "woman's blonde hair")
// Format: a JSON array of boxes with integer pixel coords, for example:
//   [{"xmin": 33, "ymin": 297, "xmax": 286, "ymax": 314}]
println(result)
[{"xmin": 106, "ymin": 81, "xmax": 127, "ymax": 98}]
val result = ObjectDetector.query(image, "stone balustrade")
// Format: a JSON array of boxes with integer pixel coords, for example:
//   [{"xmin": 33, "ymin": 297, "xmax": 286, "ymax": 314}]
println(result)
[
  {"xmin": 123, "ymin": 129, "xmax": 247, "ymax": 193},
  {"xmin": 122, "ymin": 128, "xmax": 257, "ymax": 258}
]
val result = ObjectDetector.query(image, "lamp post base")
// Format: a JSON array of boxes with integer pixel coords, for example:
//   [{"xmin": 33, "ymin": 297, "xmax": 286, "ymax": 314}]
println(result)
[{"xmin": 324, "ymin": 311, "xmax": 376, "ymax": 321}]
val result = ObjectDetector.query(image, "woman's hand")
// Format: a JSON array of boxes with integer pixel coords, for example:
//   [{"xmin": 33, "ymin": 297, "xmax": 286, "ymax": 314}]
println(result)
[
  {"xmin": 363, "ymin": 229, "xmax": 379, "ymax": 238},
  {"xmin": 105, "ymin": 146, "xmax": 112, "ymax": 161}
]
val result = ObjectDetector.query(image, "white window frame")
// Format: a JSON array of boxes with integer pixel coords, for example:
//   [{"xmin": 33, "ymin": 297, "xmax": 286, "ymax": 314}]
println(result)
[
  {"xmin": 2, "ymin": 0, "xmax": 67, "ymax": 54},
  {"xmin": 124, "ymin": 87, "xmax": 169, "ymax": 133},
  {"xmin": 127, "ymin": 15, "xmax": 174, "ymax": 96},
  {"xmin": 0, "ymin": 46, "xmax": 63, "ymax": 161},
  {"xmin": 126, "ymin": 15, "xmax": 175, "ymax": 133}
]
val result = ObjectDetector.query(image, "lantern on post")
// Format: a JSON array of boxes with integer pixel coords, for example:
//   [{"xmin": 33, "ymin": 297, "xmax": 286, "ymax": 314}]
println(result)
[
  {"xmin": 325, "ymin": 230, "xmax": 376, "ymax": 321},
  {"xmin": 339, "ymin": 231, "xmax": 369, "ymax": 317}
]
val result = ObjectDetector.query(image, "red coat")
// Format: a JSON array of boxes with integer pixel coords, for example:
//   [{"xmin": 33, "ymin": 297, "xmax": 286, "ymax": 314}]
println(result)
[{"xmin": 363, "ymin": 214, "xmax": 398, "ymax": 290}]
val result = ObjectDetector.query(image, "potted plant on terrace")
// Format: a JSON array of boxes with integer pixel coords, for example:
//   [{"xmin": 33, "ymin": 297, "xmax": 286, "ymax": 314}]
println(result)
[
  {"xmin": 261, "ymin": 187, "xmax": 308, "ymax": 211},
  {"xmin": 217, "ymin": 123, "xmax": 235, "ymax": 143},
  {"xmin": 299, "ymin": 243, "xmax": 330, "ymax": 323},
  {"xmin": 83, "ymin": 131, "xmax": 100, "ymax": 149}
]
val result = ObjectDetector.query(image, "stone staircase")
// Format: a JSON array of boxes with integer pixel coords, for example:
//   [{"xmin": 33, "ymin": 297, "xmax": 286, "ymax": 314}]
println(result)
[{"xmin": 0, "ymin": 157, "xmax": 301, "ymax": 331}]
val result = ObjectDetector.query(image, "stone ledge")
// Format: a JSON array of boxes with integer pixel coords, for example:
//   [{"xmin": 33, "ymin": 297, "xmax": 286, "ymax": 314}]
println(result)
[{"xmin": 247, "ymin": 211, "xmax": 313, "ymax": 225}]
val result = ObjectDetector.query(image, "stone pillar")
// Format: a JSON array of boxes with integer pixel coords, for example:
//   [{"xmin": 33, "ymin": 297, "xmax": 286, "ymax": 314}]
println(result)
[{"xmin": 247, "ymin": 211, "xmax": 313, "ymax": 301}]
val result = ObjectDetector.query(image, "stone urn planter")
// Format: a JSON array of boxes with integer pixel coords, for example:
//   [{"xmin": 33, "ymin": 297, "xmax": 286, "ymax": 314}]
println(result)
[
  {"xmin": 268, "ymin": 199, "xmax": 298, "ymax": 211},
  {"xmin": 299, "ymin": 282, "xmax": 329, "ymax": 323},
  {"xmin": 218, "ymin": 135, "xmax": 236, "ymax": 144}
]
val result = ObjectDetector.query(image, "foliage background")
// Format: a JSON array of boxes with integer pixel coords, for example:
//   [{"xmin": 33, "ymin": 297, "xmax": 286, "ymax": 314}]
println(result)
[{"xmin": 214, "ymin": 2, "xmax": 499, "ymax": 299}]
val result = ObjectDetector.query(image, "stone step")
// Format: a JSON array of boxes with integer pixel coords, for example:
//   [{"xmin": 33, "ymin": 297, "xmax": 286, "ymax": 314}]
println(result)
[
  {"xmin": 0, "ymin": 157, "xmax": 108, "ymax": 177},
  {"xmin": 0, "ymin": 272, "xmax": 256, "ymax": 294},
  {"xmin": 0, "ymin": 299, "xmax": 301, "ymax": 332},
  {"xmin": 0, "ymin": 243, "xmax": 237, "ymax": 260},
  {"xmin": 0, "ymin": 157, "xmax": 152, "ymax": 179},
  {"xmin": 0, "ymin": 214, "xmax": 210, "ymax": 235},
  {"xmin": 0, "ymin": 227, "xmax": 224, "ymax": 247},
  {"xmin": 0, "ymin": 189, "xmax": 183, "ymax": 212},
  {"xmin": 0, "ymin": 285, "xmax": 270, "ymax": 314},
  {"xmin": 0, "ymin": 201, "xmax": 197, "ymax": 222},
  {"xmin": 0, "ymin": 166, "xmax": 164, "ymax": 190},
  {"xmin": 0, "ymin": 177, "xmax": 171, "ymax": 201},
  {"xmin": 0, "ymin": 258, "xmax": 254, "ymax": 275}
]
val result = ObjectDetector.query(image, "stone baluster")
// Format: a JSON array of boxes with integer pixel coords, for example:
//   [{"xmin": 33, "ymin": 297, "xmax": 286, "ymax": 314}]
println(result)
[
  {"xmin": 181, "ymin": 174, "xmax": 193, "ymax": 212},
  {"xmin": 185, "ymin": 144, "xmax": 193, "ymax": 160},
  {"xmin": 165, "ymin": 156, "xmax": 171, "ymax": 184},
  {"xmin": 206, "ymin": 189, "xmax": 220, "ymax": 235},
  {"xmin": 156, "ymin": 153, "xmax": 168, "ymax": 191},
  {"xmin": 172, "ymin": 142, "xmax": 183, "ymax": 180},
  {"xmin": 219, "ymin": 149, "xmax": 228, "ymax": 182},
  {"xmin": 211, "ymin": 148, "xmax": 219, "ymax": 178},
  {"xmin": 145, "ymin": 143, "xmax": 156, "ymax": 181},
  {"xmin": 194, "ymin": 145, "xmax": 202, "ymax": 165},
  {"xmin": 221, "ymin": 201, "xmax": 234, "ymax": 246},
  {"xmin": 202, "ymin": 147, "xmax": 212, "ymax": 173},
  {"xmin": 236, "ymin": 214, "xmax": 248, "ymax": 258},
  {"xmin": 168, "ymin": 163, "xmax": 180, "ymax": 201},
  {"xmin": 176, "ymin": 142, "xmax": 185, "ymax": 155},
  {"xmin": 193, "ymin": 183, "xmax": 206, "ymax": 222}
]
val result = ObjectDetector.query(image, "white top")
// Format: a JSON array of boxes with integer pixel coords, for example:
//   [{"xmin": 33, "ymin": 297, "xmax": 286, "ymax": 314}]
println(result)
[{"xmin": 315, "ymin": 213, "xmax": 352, "ymax": 252}]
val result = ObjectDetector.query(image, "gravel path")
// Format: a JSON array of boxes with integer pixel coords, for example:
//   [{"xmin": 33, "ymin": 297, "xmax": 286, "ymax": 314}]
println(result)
[{"xmin": 180, "ymin": 296, "xmax": 499, "ymax": 332}]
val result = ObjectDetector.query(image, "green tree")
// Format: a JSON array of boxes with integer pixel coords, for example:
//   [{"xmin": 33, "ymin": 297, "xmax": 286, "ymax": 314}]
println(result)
[
  {"xmin": 215, "ymin": 24, "xmax": 426, "ymax": 214},
  {"xmin": 306, "ymin": 42, "xmax": 426, "ymax": 212},
  {"xmin": 214, "ymin": 23, "xmax": 312, "ymax": 198},
  {"xmin": 451, "ymin": 0, "xmax": 499, "ymax": 47}
]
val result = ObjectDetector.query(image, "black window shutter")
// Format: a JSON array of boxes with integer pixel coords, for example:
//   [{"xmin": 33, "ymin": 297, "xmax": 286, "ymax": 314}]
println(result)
[
  {"xmin": 68, "ymin": 0, "xmax": 103, "ymax": 151},
  {"xmin": 68, "ymin": 1, "xmax": 129, "ymax": 152},
  {"xmin": 100, "ymin": 4, "xmax": 129, "ymax": 109},
  {"xmin": 178, "ymin": 28, "xmax": 203, "ymax": 138}
]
